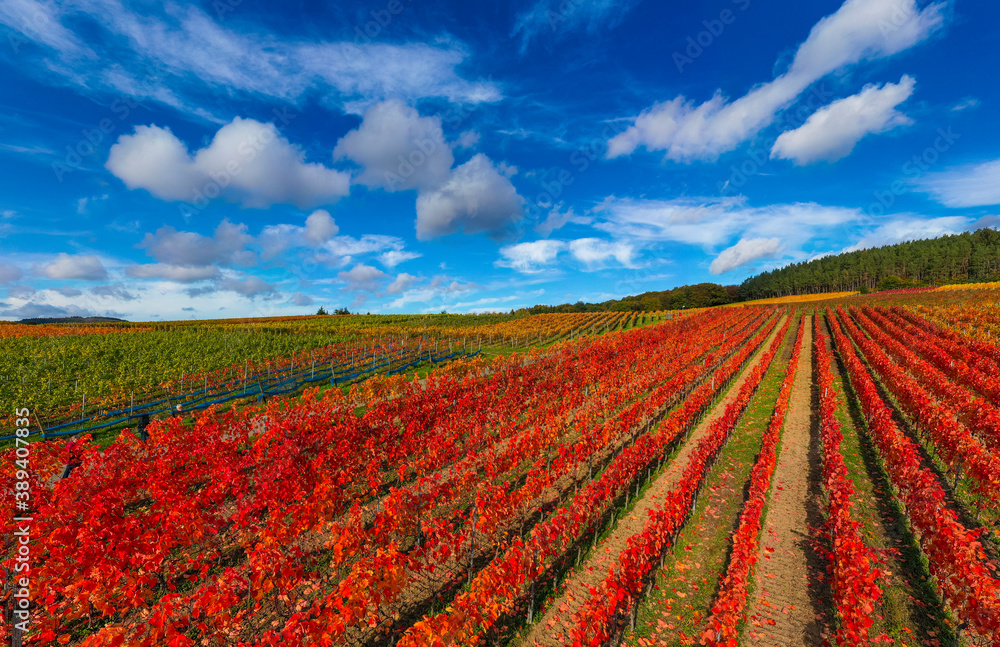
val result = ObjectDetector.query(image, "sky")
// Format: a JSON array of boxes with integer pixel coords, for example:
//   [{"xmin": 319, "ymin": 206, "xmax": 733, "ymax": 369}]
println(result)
[{"xmin": 0, "ymin": 0, "xmax": 998, "ymax": 320}]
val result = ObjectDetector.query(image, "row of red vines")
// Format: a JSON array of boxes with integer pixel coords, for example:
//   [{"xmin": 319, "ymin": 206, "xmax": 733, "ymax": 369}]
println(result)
[
  {"xmin": 890, "ymin": 306, "xmax": 1000, "ymax": 370},
  {"xmin": 2, "ymin": 308, "xmax": 758, "ymax": 645},
  {"xmin": 270, "ymin": 310, "xmax": 778, "ymax": 647},
  {"xmin": 563, "ymin": 313, "xmax": 794, "ymax": 647},
  {"xmin": 258, "ymin": 310, "xmax": 768, "ymax": 646},
  {"xmin": 390, "ymin": 312, "xmax": 785, "ymax": 647},
  {"xmin": 856, "ymin": 307, "xmax": 1000, "ymax": 451},
  {"xmin": 827, "ymin": 308, "xmax": 1000, "ymax": 644},
  {"xmin": 875, "ymin": 307, "xmax": 1000, "ymax": 417},
  {"xmin": 837, "ymin": 306, "xmax": 1000, "ymax": 504},
  {"xmin": 814, "ymin": 314, "xmax": 886, "ymax": 646},
  {"xmin": 702, "ymin": 314, "xmax": 805, "ymax": 646}
]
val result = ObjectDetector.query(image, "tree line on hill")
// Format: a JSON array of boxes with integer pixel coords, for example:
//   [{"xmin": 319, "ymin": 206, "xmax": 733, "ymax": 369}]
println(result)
[
  {"xmin": 517, "ymin": 228, "xmax": 1000, "ymax": 314},
  {"xmin": 737, "ymin": 228, "xmax": 1000, "ymax": 300}
]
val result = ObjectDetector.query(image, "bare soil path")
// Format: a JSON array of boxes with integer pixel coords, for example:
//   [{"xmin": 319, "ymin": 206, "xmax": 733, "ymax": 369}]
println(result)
[
  {"xmin": 520, "ymin": 316, "xmax": 789, "ymax": 647},
  {"xmin": 746, "ymin": 315, "xmax": 829, "ymax": 646}
]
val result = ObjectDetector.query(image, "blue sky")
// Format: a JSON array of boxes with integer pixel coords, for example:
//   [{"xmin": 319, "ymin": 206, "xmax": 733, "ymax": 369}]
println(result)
[{"xmin": 0, "ymin": 0, "xmax": 998, "ymax": 320}]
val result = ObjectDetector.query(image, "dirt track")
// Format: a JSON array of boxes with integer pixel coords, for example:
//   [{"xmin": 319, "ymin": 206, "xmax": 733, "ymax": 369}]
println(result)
[
  {"xmin": 520, "ymin": 317, "xmax": 788, "ymax": 647},
  {"xmin": 746, "ymin": 315, "xmax": 829, "ymax": 646}
]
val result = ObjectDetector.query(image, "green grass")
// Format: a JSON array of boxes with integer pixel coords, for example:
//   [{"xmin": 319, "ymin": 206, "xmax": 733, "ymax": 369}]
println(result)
[
  {"xmin": 622, "ymin": 318, "xmax": 797, "ymax": 646},
  {"xmin": 821, "ymin": 314, "xmax": 962, "ymax": 646}
]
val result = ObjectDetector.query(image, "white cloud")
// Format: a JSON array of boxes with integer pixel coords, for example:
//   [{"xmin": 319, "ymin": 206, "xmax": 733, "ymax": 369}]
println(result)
[
  {"xmin": 607, "ymin": 0, "xmax": 945, "ymax": 162},
  {"xmin": 259, "ymin": 211, "xmax": 340, "ymax": 260},
  {"xmin": 844, "ymin": 216, "xmax": 970, "ymax": 251},
  {"xmin": 496, "ymin": 240, "xmax": 566, "ymax": 273},
  {"xmin": 107, "ymin": 119, "xmax": 351, "ymax": 209},
  {"xmin": 513, "ymin": 0, "xmax": 641, "ymax": 52},
  {"xmin": 386, "ymin": 272, "xmax": 420, "ymax": 295},
  {"xmin": 951, "ymin": 97, "xmax": 980, "ymax": 112},
  {"xmin": 379, "ymin": 250, "xmax": 422, "ymax": 268},
  {"xmin": 138, "ymin": 220, "xmax": 255, "ymax": 267},
  {"xmin": 333, "ymin": 100, "xmax": 454, "ymax": 192},
  {"xmin": 535, "ymin": 205, "xmax": 592, "ymax": 236},
  {"xmin": 290, "ymin": 292, "xmax": 314, "ymax": 307},
  {"xmin": 568, "ymin": 238, "xmax": 636, "ymax": 269},
  {"xmin": 380, "ymin": 275, "xmax": 479, "ymax": 310},
  {"xmin": 91, "ymin": 284, "xmax": 139, "ymax": 301},
  {"xmin": 319, "ymin": 234, "xmax": 414, "ymax": 268},
  {"xmin": 592, "ymin": 197, "xmax": 860, "ymax": 249},
  {"xmin": 7, "ymin": 285, "xmax": 35, "ymax": 299},
  {"xmin": 771, "ymin": 75, "xmax": 915, "ymax": 164},
  {"xmin": 215, "ymin": 276, "xmax": 278, "ymax": 299},
  {"xmin": 303, "ymin": 210, "xmax": 340, "ymax": 245},
  {"xmin": 1, "ymin": 0, "xmax": 500, "ymax": 118},
  {"xmin": 710, "ymin": 237, "xmax": 784, "ymax": 274},
  {"xmin": 455, "ymin": 130, "xmax": 480, "ymax": 149},
  {"xmin": 338, "ymin": 263, "xmax": 387, "ymax": 292},
  {"xmin": 126, "ymin": 264, "xmax": 221, "ymax": 282},
  {"xmin": 918, "ymin": 159, "xmax": 1000, "ymax": 207},
  {"xmin": 53, "ymin": 286, "xmax": 82, "ymax": 297},
  {"xmin": 0, "ymin": 262, "xmax": 22, "ymax": 284},
  {"xmin": 37, "ymin": 253, "xmax": 108, "ymax": 281},
  {"xmin": 416, "ymin": 154, "xmax": 525, "ymax": 239}
]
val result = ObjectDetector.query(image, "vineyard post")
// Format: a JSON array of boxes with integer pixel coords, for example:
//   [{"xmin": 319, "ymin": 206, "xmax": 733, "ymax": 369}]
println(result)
[
  {"xmin": 468, "ymin": 505, "xmax": 478, "ymax": 585},
  {"xmin": 527, "ymin": 544, "xmax": 538, "ymax": 623}
]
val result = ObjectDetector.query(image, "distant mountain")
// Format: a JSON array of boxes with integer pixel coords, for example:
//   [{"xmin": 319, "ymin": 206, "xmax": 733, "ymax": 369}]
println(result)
[{"xmin": 18, "ymin": 316, "xmax": 128, "ymax": 325}]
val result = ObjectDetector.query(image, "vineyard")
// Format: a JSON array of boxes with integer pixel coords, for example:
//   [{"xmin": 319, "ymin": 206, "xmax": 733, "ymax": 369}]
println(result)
[
  {"xmin": 3, "ymin": 289, "xmax": 1000, "ymax": 646},
  {"xmin": 0, "ymin": 311, "xmax": 670, "ymax": 442}
]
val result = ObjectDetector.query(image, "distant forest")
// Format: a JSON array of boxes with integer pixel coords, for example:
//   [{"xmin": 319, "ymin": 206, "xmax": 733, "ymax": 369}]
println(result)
[
  {"xmin": 738, "ymin": 228, "xmax": 1000, "ymax": 300},
  {"xmin": 522, "ymin": 228, "xmax": 1000, "ymax": 313}
]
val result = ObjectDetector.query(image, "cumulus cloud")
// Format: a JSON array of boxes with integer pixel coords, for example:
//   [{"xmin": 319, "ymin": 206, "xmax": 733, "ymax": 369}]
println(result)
[
  {"xmin": 7, "ymin": 285, "xmax": 36, "ymax": 299},
  {"xmin": 139, "ymin": 220, "xmax": 255, "ymax": 267},
  {"xmin": 710, "ymin": 238, "xmax": 784, "ymax": 274},
  {"xmin": 772, "ymin": 76, "xmax": 915, "ymax": 164},
  {"xmin": 37, "ymin": 253, "xmax": 108, "ymax": 281},
  {"xmin": 917, "ymin": 159, "xmax": 1000, "ymax": 207},
  {"xmin": 455, "ymin": 130, "xmax": 481, "ymax": 149},
  {"xmin": 106, "ymin": 119, "xmax": 351, "ymax": 209},
  {"xmin": 290, "ymin": 292, "xmax": 314, "ymax": 306},
  {"xmin": 91, "ymin": 284, "xmax": 139, "ymax": 301},
  {"xmin": 0, "ymin": 262, "xmax": 22, "ymax": 284},
  {"xmin": 496, "ymin": 240, "xmax": 566, "ymax": 273},
  {"xmin": 126, "ymin": 264, "xmax": 221, "ymax": 282},
  {"xmin": 416, "ymin": 154, "xmax": 524, "ymax": 240},
  {"xmin": 338, "ymin": 263, "xmax": 387, "ymax": 293},
  {"xmin": 259, "ymin": 210, "xmax": 340, "ymax": 260},
  {"xmin": 607, "ymin": 0, "xmax": 945, "ymax": 162},
  {"xmin": 217, "ymin": 276, "xmax": 278, "ymax": 298},
  {"xmin": 334, "ymin": 100, "xmax": 453, "ymax": 192},
  {"xmin": 53, "ymin": 286, "xmax": 82, "ymax": 297},
  {"xmin": 303, "ymin": 210, "xmax": 339, "ymax": 245},
  {"xmin": 386, "ymin": 272, "xmax": 420, "ymax": 295}
]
